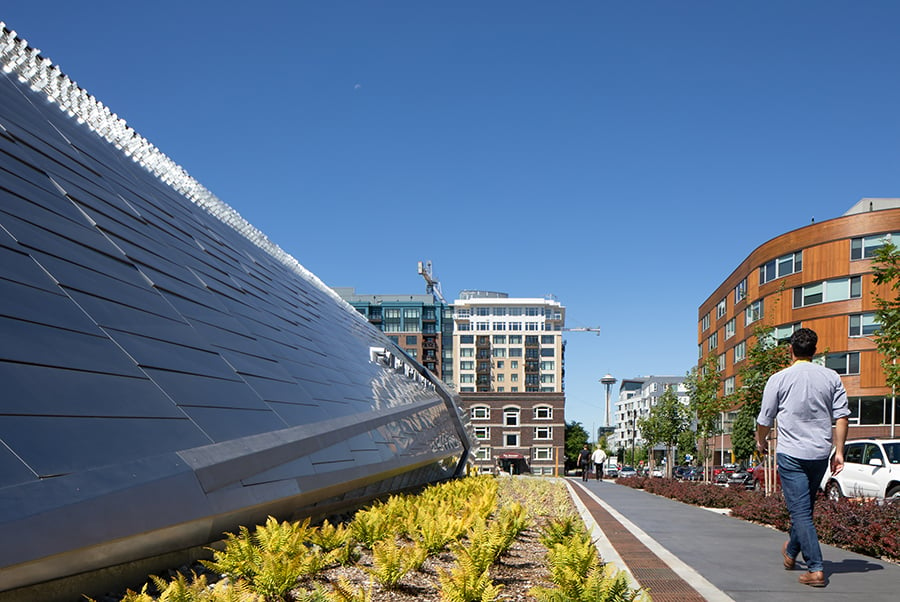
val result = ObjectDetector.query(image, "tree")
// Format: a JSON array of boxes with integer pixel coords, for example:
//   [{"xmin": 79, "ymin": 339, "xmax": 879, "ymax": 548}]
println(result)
[
  {"xmin": 872, "ymin": 239, "xmax": 900, "ymax": 392},
  {"xmin": 676, "ymin": 429, "xmax": 697, "ymax": 465},
  {"xmin": 636, "ymin": 387, "xmax": 690, "ymax": 477},
  {"xmin": 564, "ymin": 421, "xmax": 590, "ymax": 471},
  {"xmin": 685, "ymin": 353, "xmax": 724, "ymax": 479},
  {"xmin": 726, "ymin": 325, "xmax": 792, "ymax": 462}
]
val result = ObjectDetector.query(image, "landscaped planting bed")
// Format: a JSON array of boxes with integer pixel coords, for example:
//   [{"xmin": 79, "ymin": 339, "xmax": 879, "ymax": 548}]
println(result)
[
  {"xmin": 617, "ymin": 476, "xmax": 900, "ymax": 563},
  {"xmin": 91, "ymin": 476, "xmax": 647, "ymax": 602}
]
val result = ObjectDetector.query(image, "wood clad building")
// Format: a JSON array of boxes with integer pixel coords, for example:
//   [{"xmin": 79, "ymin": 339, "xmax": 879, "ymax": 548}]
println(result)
[{"xmin": 698, "ymin": 199, "xmax": 900, "ymax": 452}]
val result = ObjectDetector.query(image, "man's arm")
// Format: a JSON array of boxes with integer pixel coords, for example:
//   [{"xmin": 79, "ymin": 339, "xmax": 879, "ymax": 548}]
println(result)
[
  {"xmin": 831, "ymin": 416, "xmax": 848, "ymax": 475},
  {"xmin": 756, "ymin": 423, "xmax": 772, "ymax": 456}
]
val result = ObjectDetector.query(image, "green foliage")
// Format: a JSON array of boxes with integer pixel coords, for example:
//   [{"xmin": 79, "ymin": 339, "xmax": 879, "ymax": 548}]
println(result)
[
  {"xmin": 309, "ymin": 519, "xmax": 352, "ymax": 552},
  {"xmin": 200, "ymin": 516, "xmax": 328, "ymax": 600},
  {"xmin": 675, "ymin": 429, "xmax": 697, "ymax": 464},
  {"xmin": 349, "ymin": 506, "xmax": 394, "ymax": 549},
  {"xmin": 685, "ymin": 353, "xmax": 725, "ymax": 468},
  {"xmin": 872, "ymin": 240, "xmax": 900, "ymax": 391},
  {"xmin": 439, "ymin": 560, "xmax": 503, "ymax": 602},
  {"xmin": 636, "ymin": 387, "xmax": 690, "ymax": 477},
  {"xmin": 539, "ymin": 516, "xmax": 584, "ymax": 548},
  {"xmin": 111, "ymin": 572, "xmax": 263, "ymax": 602},
  {"xmin": 323, "ymin": 578, "xmax": 372, "ymax": 602},
  {"xmin": 364, "ymin": 539, "xmax": 419, "ymax": 589},
  {"xmin": 532, "ymin": 563, "xmax": 648, "ymax": 602},
  {"xmin": 565, "ymin": 421, "xmax": 590, "ymax": 463}
]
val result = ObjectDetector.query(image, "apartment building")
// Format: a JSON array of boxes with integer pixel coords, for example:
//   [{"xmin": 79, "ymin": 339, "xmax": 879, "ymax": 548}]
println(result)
[
  {"xmin": 612, "ymin": 376, "xmax": 689, "ymax": 459},
  {"xmin": 452, "ymin": 291, "xmax": 566, "ymax": 475},
  {"xmin": 334, "ymin": 288, "xmax": 453, "ymax": 383},
  {"xmin": 698, "ymin": 198, "xmax": 900, "ymax": 452}
]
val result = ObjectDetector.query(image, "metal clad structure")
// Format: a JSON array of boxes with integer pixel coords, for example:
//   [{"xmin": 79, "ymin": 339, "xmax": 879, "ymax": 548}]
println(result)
[{"xmin": 0, "ymin": 24, "xmax": 471, "ymax": 594}]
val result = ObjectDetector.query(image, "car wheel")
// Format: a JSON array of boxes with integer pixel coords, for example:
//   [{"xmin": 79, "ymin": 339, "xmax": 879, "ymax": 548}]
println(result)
[
  {"xmin": 753, "ymin": 479, "xmax": 761, "ymax": 491},
  {"xmin": 826, "ymin": 481, "xmax": 843, "ymax": 501},
  {"xmin": 887, "ymin": 485, "xmax": 900, "ymax": 500}
]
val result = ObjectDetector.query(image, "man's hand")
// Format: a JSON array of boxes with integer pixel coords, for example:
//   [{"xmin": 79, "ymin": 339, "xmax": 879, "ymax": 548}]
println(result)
[
  {"xmin": 756, "ymin": 439, "xmax": 768, "ymax": 455},
  {"xmin": 830, "ymin": 451, "xmax": 844, "ymax": 476}
]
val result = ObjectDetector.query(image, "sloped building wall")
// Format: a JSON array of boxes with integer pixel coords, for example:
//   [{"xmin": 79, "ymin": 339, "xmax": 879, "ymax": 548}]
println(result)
[{"xmin": 0, "ymin": 26, "xmax": 471, "ymax": 594}]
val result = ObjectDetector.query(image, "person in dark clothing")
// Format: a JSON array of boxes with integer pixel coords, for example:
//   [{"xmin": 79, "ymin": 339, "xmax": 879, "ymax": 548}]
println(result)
[{"xmin": 577, "ymin": 444, "xmax": 591, "ymax": 481}]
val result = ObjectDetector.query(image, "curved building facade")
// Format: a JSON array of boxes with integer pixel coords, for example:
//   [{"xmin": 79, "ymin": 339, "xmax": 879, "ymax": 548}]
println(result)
[
  {"xmin": 698, "ymin": 199, "xmax": 900, "ymax": 449},
  {"xmin": 0, "ymin": 25, "xmax": 471, "ymax": 597}
]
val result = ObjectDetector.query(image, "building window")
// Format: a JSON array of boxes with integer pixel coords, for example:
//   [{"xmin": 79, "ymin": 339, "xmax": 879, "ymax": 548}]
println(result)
[
  {"xmin": 493, "ymin": 335, "xmax": 507, "ymax": 344},
  {"xmin": 540, "ymin": 348, "xmax": 554, "ymax": 357},
  {"xmin": 849, "ymin": 313, "xmax": 881, "ymax": 337},
  {"xmin": 717, "ymin": 354, "xmax": 726, "ymax": 372},
  {"xmin": 716, "ymin": 298, "xmax": 727, "ymax": 319},
  {"xmin": 534, "ymin": 406, "xmax": 552, "ymax": 419},
  {"xmin": 511, "ymin": 386, "xmax": 519, "ymax": 392},
  {"xmin": 734, "ymin": 341, "xmax": 746, "ymax": 363},
  {"xmin": 540, "ymin": 361, "xmax": 555, "ymax": 370},
  {"xmin": 724, "ymin": 376, "xmax": 735, "ymax": 395},
  {"xmin": 405, "ymin": 335, "xmax": 417, "ymax": 345},
  {"xmin": 508, "ymin": 335, "xmax": 522, "ymax": 344},
  {"xmin": 474, "ymin": 446, "xmax": 491, "ymax": 460},
  {"xmin": 541, "ymin": 335, "xmax": 555, "ymax": 344},
  {"xmin": 734, "ymin": 278, "xmax": 747, "ymax": 304},
  {"xmin": 504, "ymin": 408, "xmax": 520, "ymax": 426},
  {"xmin": 725, "ymin": 318, "xmax": 736, "ymax": 340},
  {"xmin": 460, "ymin": 361, "xmax": 474, "ymax": 370},
  {"xmin": 461, "ymin": 387, "xmax": 475, "ymax": 392},
  {"xmin": 496, "ymin": 360, "xmax": 504, "ymax": 369},
  {"xmin": 533, "ymin": 447, "xmax": 552, "ymax": 460},
  {"xmin": 460, "ymin": 335, "xmax": 474, "ymax": 344},
  {"xmin": 701, "ymin": 313, "xmax": 710, "ymax": 331},
  {"xmin": 509, "ymin": 308, "xmax": 522, "ymax": 316},
  {"xmin": 825, "ymin": 352, "xmax": 860, "ymax": 375},
  {"xmin": 471, "ymin": 406, "xmax": 490, "ymax": 420},
  {"xmin": 496, "ymin": 374, "xmax": 505, "ymax": 382},
  {"xmin": 456, "ymin": 309, "xmax": 470, "ymax": 319},
  {"xmin": 476, "ymin": 322, "xmax": 490, "ymax": 331},
  {"xmin": 459, "ymin": 374, "xmax": 474, "ymax": 383},
  {"xmin": 492, "ymin": 307, "xmax": 507, "ymax": 316},
  {"xmin": 510, "ymin": 360, "xmax": 519, "ymax": 369},
  {"xmin": 769, "ymin": 323, "xmax": 801, "ymax": 343},
  {"xmin": 851, "ymin": 232, "xmax": 898, "ymax": 260},
  {"xmin": 534, "ymin": 426, "xmax": 552, "ymax": 440},
  {"xmin": 509, "ymin": 348, "xmax": 523, "ymax": 358},
  {"xmin": 460, "ymin": 347, "xmax": 474, "ymax": 357},
  {"xmin": 760, "ymin": 251, "xmax": 802, "ymax": 285},
  {"xmin": 474, "ymin": 426, "xmax": 490, "ymax": 440},
  {"xmin": 492, "ymin": 348, "xmax": 507, "ymax": 358},
  {"xmin": 504, "ymin": 433, "xmax": 520, "ymax": 447},
  {"xmin": 508, "ymin": 322, "xmax": 521, "ymax": 330},
  {"xmin": 745, "ymin": 300, "xmax": 763, "ymax": 326},
  {"xmin": 405, "ymin": 349, "xmax": 416, "ymax": 357},
  {"xmin": 540, "ymin": 374, "xmax": 555, "ymax": 384},
  {"xmin": 793, "ymin": 276, "xmax": 862, "ymax": 308},
  {"xmin": 708, "ymin": 332, "xmax": 718, "ymax": 351}
]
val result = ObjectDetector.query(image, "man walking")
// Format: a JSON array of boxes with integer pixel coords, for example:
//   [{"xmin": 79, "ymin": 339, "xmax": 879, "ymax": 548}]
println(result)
[
  {"xmin": 591, "ymin": 445, "xmax": 608, "ymax": 480},
  {"xmin": 577, "ymin": 444, "xmax": 591, "ymax": 482},
  {"xmin": 756, "ymin": 328, "xmax": 849, "ymax": 588}
]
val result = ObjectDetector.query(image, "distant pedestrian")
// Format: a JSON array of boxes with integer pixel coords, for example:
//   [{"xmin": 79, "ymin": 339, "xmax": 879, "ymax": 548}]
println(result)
[
  {"xmin": 756, "ymin": 328, "xmax": 849, "ymax": 588},
  {"xmin": 591, "ymin": 446, "xmax": 608, "ymax": 480},
  {"xmin": 577, "ymin": 444, "xmax": 591, "ymax": 481}
]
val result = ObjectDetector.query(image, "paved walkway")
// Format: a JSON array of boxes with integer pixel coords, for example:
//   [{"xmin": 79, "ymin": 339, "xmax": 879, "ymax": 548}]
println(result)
[{"xmin": 566, "ymin": 478, "xmax": 900, "ymax": 601}]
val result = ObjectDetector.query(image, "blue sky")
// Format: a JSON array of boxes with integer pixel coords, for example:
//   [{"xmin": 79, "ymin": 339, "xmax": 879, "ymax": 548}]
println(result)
[{"xmin": 5, "ymin": 2, "xmax": 899, "ymax": 436}]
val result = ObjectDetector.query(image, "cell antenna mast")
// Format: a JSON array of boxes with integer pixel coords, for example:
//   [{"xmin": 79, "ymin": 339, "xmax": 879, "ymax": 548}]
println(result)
[{"xmin": 417, "ymin": 260, "xmax": 446, "ymax": 303}]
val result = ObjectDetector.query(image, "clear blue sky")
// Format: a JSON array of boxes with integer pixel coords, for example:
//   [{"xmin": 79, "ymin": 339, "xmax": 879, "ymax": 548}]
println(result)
[{"xmin": 5, "ymin": 2, "xmax": 898, "ymax": 436}]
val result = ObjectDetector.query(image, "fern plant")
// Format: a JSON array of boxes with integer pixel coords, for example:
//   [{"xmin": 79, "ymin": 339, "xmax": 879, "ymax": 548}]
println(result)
[
  {"xmin": 363, "ymin": 539, "xmax": 419, "ymax": 589},
  {"xmin": 349, "ymin": 506, "xmax": 394, "ymax": 548},
  {"xmin": 539, "ymin": 515, "xmax": 584, "ymax": 549},
  {"xmin": 438, "ymin": 563, "xmax": 502, "ymax": 602},
  {"xmin": 310, "ymin": 519, "xmax": 351, "ymax": 552},
  {"xmin": 323, "ymin": 577, "xmax": 372, "ymax": 602},
  {"xmin": 531, "ymin": 563, "xmax": 650, "ymax": 602}
]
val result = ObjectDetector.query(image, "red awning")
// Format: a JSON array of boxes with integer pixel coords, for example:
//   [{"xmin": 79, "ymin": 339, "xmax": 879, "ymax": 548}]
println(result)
[{"xmin": 498, "ymin": 453, "xmax": 525, "ymax": 459}]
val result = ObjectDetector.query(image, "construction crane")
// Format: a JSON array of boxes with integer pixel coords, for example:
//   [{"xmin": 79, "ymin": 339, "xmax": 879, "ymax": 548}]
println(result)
[
  {"xmin": 417, "ymin": 260, "xmax": 446, "ymax": 303},
  {"xmin": 564, "ymin": 327, "xmax": 601, "ymax": 335}
]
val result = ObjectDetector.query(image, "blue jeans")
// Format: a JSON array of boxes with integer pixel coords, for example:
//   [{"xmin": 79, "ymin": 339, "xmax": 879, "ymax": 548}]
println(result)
[{"xmin": 777, "ymin": 453, "xmax": 829, "ymax": 573}]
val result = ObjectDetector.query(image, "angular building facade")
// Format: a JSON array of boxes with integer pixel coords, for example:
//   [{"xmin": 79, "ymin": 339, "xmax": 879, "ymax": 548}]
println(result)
[
  {"xmin": 451, "ymin": 291, "xmax": 566, "ymax": 475},
  {"xmin": 698, "ymin": 199, "xmax": 900, "ymax": 458},
  {"xmin": 0, "ymin": 25, "xmax": 471, "ymax": 598}
]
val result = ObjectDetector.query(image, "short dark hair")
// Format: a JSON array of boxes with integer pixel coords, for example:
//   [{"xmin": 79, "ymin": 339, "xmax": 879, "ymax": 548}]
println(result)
[{"xmin": 789, "ymin": 328, "xmax": 817, "ymax": 357}]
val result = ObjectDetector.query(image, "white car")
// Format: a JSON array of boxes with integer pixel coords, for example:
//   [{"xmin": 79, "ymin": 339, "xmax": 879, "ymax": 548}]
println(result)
[{"xmin": 822, "ymin": 438, "xmax": 900, "ymax": 500}]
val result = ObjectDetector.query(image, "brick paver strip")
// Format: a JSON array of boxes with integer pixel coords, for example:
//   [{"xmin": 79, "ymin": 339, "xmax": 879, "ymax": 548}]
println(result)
[{"xmin": 571, "ymin": 484, "xmax": 707, "ymax": 601}]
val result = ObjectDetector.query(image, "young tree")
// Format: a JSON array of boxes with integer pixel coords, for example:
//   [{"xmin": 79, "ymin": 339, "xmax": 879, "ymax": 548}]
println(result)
[
  {"xmin": 564, "ymin": 421, "xmax": 590, "ymax": 469},
  {"xmin": 726, "ymin": 325, "xmax": 792, "ymax": 462},
  {"xmin": 636, "ymin": 388, "xmax": 690, "ymax": 477},
  {"xmin": 685, "ymin": 353, "xmax": 724, "ymax": 480},
  {"xmin": 872, "ymin": 239, "xmax": 900, "ymax": 391}
]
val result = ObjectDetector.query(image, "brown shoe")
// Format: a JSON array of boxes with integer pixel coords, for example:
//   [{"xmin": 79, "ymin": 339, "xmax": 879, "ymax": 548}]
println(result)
[
  {"xmin": 782, "ymin": 541, "xmax": 795, "ymax": 570},
  {"xmin": 799, "ymin": 571, "xmax": 826, "ymax": 587}
]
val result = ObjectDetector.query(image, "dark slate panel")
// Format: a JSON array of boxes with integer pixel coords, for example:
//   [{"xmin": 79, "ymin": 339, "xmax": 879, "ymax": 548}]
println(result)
[
  {"xmin": 0, "ymin": 244, "xmax": 63, "ymax": 293},
  {"xmin": 239, "ymin": 374, "xmax": 312, "ymax": 404},
  {"xmin": 0, "ymin": 361, "xmax": 182, "ymax": 418},
  {"xmin": 0, "ymin": 277, "xmax": 101, "ymax": 332},
  {"xmin": 0, "ymin": 316, "xmax": 143, "ymax": 376},
  {"xmin": 262, "ymin": 400, "xmax": 331, "ymax": 426},
  {"xmin": 240, "ymin": 455, "xmax": 315, "ymax": 486},
  {"xmin": 64, "ymin": 288, "xmax": 194, "ymax": 340},
  {"xmin": 104, "ymin": 329, "xmax": 238, "ymax": 380},
  {"xmin": 0, "ymin": 415, "xmax": 210, "ymax": 477},
  {"xmin": 216, "ymin": 348, "xmax": 297, "ymax": 382},
  {"xmin": 179, "ymin": 406, "xmax": 287, "ymax": 443},
  {"xmin": 0, "ymin": 444, "xmax": 36, "ymax": 490},
  {"xmin": 142, "ymin": 368, "xmax": 270, "ymax": 410}
]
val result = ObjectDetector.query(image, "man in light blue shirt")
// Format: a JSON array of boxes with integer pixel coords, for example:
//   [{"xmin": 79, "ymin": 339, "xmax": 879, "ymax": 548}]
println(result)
[{"xmin": 757, "ymin": 328, "xmax": 849, "ymax": 588}]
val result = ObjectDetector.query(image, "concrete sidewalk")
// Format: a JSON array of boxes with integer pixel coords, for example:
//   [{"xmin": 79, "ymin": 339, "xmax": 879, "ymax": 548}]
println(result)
[{"xmin": 567, "ymin": 478, "xmax": 899, "ymax": 601}]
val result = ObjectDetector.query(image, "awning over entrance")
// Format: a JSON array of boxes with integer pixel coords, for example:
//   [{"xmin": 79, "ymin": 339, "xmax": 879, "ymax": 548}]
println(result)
[{"xmin": 498, "ymin": 453, "xmax": 525, "ymax": 459}]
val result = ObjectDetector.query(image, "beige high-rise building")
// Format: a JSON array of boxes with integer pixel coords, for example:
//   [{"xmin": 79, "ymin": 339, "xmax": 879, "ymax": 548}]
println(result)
[{"xmin": 451, "ymin": 291, "xmax": 566, "ymax": 476}]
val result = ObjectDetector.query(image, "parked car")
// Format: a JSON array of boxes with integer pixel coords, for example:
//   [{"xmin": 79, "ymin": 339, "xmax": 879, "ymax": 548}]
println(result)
[
  {"xmin": 822, "ymin": 438, "xmax": 900, "ymax": 500},
  {"xmin": 673, "ymin": 465, "xmax": 688, "ymax": 480},
  {"xmin": 603, "ymin": 464, "xmax": 619, "ymax": 478},
  {"xmin": 682, "ymin": 466, "xmax": 703, "ymax": 481},
  {"xmin": 726, "ymin": 466, "xmax": 756, "ymax": 489},
  {"xmin": 618, "ymin": 465, "xmax": 637, "ymax": 478},
  {"xmin": 650, "ymin": 467, "xmax": 664, "ymax": 478}
]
